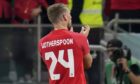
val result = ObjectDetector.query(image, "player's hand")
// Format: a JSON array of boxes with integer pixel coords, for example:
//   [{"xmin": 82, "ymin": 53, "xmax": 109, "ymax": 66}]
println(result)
[
  {"xmin": 117, "ymin": 58, "xmax": 129, "ymax": 72},
  {"xmin": 31, "ymin": 7, "xmax": 42, "ymax": 17},
  {"xmin": 80, "ymin": 25, "xmax": 90, "ymax": 37}
]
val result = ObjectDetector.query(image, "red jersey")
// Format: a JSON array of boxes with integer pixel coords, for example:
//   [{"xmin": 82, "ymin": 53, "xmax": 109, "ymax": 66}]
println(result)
[
  {"xmin": 0, "ymin": 0, "xmax": 12, "ymax": 18},
  {"xmin": 111, "ymin": 0, "xmax": 140, "ymax": 10},
  {"xmin": 39, "ymin": 29, "xmax": 90, "ymax": 84},
  {"xmin": 14, "ymin": 0, "xmax": 48, "ymax": 20}
]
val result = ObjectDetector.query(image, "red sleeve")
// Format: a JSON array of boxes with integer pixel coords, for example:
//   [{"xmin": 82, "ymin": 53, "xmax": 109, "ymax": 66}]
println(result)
[
  {"xmin": 38, "ymin": 0, "xmax": 48, "ymax": 8},
  {"xmin": 81, "ymin": 35, "xmax": 90, "ymax": 56}
]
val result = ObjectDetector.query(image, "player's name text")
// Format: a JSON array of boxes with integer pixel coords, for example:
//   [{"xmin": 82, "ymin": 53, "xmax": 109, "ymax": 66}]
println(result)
[{"xmin": 41, "ymin": 38, "xmax": 73, "ymax": 48}]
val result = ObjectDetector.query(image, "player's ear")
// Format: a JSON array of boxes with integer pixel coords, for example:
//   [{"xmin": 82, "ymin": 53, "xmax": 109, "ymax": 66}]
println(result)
[{"xmin": 63, "ymin": 13, "xmax": 67, "ymax": 21}]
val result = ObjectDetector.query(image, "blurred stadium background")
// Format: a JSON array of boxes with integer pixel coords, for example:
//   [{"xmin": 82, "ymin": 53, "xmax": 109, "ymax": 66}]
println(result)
[{"xmin": 0, "ymin": 0, "xmax": 140, "ymax": 84}]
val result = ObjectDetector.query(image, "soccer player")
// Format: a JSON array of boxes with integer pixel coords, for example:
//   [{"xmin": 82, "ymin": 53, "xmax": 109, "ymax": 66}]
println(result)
[{"xmin": 38, "ymin": 3, "xmax": 92, "ymax": 84}]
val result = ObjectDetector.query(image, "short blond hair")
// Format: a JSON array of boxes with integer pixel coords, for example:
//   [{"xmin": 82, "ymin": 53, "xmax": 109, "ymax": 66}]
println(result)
[{"xmin": 47, "ymin": 3, "xmax": 69, "ymax": 24}]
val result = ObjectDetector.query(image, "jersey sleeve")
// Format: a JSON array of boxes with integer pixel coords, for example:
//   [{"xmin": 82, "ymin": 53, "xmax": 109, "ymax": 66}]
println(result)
[{"xmin": 81, "ymin": 35, "xmax": 90, "ymax": 56}]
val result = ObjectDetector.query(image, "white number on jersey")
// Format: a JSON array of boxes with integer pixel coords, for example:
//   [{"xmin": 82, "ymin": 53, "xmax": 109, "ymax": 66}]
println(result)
[{"xmin": 45, "ymin": 49, "xmax": 74, "ymax": 80}]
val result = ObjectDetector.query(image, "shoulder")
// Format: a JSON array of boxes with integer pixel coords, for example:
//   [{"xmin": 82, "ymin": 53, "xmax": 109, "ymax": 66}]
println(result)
[
  {"xmin": 39, "ymin": 35, "xmax": 47, "ymax": 43},
  {"xmin": 39, "ymin": 32, "xmax": 52, "ymax": 44}
]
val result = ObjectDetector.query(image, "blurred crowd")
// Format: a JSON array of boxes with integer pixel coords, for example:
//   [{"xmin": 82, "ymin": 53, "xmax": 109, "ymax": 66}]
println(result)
[
  {"xmin": 1, "ymin": 0, "xmax": 140, "ymax": 31},
  {"xmin": 0, "ymin": 0, "xmax": 68, "ymax": 83},
  {"xmin": 0, "ymin": 0, "xmax": 69, "ymax": 25},
  {"xmin": 0, "ymin": 0, "xmax": 140, "ymax": 83}
]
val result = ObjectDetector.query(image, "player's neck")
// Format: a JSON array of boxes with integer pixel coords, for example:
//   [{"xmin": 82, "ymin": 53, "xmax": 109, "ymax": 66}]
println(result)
[{"xmin": 53, "ymin": 23, "xmax": 68, "ymax": 30}]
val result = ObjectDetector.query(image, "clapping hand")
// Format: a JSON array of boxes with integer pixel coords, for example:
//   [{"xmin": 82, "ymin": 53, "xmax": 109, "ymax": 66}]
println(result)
[{"xmin": 80, "ymin": 25, "xmax": 90, "ymax": 37}]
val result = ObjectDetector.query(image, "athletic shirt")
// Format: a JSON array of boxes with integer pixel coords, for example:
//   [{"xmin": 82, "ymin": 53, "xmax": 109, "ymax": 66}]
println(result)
[{"xmin": 39, "ymin": 29, "xmax": 90, "ymax": 84}]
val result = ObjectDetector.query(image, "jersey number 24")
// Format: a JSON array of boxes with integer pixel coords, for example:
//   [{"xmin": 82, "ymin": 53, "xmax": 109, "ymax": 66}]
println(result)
[{"xmin": 45, "ymin": 49, "xmax": 75, "ymax": 80}]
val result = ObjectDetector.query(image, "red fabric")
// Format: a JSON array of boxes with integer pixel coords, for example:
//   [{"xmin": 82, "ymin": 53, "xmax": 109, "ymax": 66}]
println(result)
[
  {"xmin": 55, "ymin": 0, "xmax": 68, "ymax": 4},
  {"xmin": 14, "ymin": 0, "xmax": 48, "ymax": 21},
  {"xmin": 37, "ymin": 0, "xmax": 48, "ymax": 8},
  {"xmin": 104, "ymin": 0, "xmax": 111, "ymax": 17},
  {"xmin": 0, "ymin": 0, "xmax": 12, "ymax": 18},
  {"xmin": 111, "ymin": 0, "xmax": 140, "ymax": 10},
  {"xmin": 39, "ymin": 29, "xmax": 89, "ymax": 84}
]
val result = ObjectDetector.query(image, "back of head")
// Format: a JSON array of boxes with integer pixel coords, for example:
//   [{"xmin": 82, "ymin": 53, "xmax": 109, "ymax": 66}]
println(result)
[{"xmin": 47, "ymin": 3, "xmax": 69, "ymax": 24}]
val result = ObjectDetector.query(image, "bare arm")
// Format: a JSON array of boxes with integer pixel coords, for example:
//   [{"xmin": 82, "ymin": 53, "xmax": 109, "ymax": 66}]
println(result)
[
  {"xmin": 83, "ymin": 53, "xmax": 93, "ymax": 69},
  {"xmin": 80, "ymin": 25, "xmax": 92, "ymax": 69},
  {"xmin": 127, "ymin": 71, "xmax": 140, "ymax": 84},
  {"xmin": 118, "ymin": 58, "xmax": 140, "ymax": 84}
]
